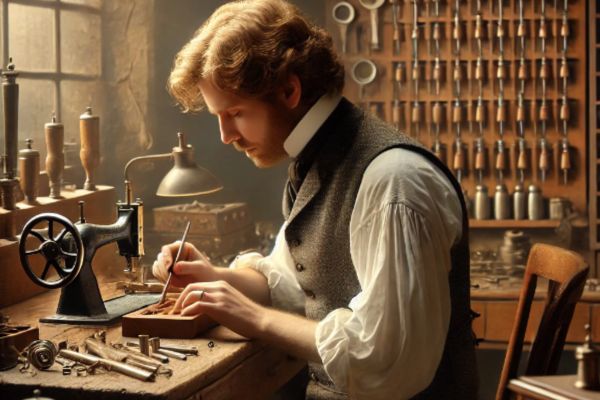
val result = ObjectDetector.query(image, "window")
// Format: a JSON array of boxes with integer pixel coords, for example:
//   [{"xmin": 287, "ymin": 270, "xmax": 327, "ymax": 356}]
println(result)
[{"xmin": 0, "ymin": 0, "xmax": 102, "ymax": 162}]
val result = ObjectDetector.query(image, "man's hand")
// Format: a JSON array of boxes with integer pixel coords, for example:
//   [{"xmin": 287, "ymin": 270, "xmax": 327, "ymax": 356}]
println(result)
[
  {"xmin": 172, "ymin": 280, "xmax": 267, "ymax": 339},
  {"xmin": 152, "ymin": 241, "xmax": 218, "ymax": 288}
]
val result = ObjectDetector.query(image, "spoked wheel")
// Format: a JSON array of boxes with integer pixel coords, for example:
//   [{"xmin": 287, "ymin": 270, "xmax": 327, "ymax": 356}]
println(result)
[{"xmin": 18, "ymin": 213, "xmax": 84, "ymax": 289}]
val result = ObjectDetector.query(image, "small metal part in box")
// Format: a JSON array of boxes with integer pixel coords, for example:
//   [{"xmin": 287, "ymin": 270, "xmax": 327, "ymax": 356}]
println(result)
[{"xmin": 153, "ymin": 201, "xmax": 252, "ymax": 236}]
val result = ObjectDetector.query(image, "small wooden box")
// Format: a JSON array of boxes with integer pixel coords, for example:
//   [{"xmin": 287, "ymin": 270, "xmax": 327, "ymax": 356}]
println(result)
[
  {"xmin": 153, "ymin": 201, "xmax": 252, "ymax": 235},
  {"xmin": 122, "ymin": 308, "xmax": 216, "ymax": 339}
]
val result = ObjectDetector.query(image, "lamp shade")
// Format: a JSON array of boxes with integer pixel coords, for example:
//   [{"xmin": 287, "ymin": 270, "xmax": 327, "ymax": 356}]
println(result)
[{"xmin": 156, "ymin": 133, "xmax": 222, "ymax": 197}]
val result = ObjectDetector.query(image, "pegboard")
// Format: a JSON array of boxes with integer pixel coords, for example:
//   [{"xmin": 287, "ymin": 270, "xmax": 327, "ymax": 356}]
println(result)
[{"xmin": 325, "ymin": 0, "xmax": 587, "ymax": 217}]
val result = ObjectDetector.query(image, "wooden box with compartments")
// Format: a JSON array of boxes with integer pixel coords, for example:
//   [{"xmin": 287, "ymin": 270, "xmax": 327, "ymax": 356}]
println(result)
[
  {"xmin": 153, "ymin": 201, "xmax": 252, "ymax": 236},
  {"xmin": 122, "ymin": 299, "xmax": 216, "ymax": 339}
]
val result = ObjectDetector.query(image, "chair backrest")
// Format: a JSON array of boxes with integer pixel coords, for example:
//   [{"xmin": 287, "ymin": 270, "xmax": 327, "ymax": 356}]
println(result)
[{"xmin": 495, "ymin": 243, "xmax": 589, "ymax": 400}]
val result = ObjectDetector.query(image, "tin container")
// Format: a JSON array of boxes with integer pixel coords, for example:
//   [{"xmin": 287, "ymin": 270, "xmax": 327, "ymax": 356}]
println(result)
[
  {"xmin": 549, "ymin": 197, "xmax": 572, "ymax": 220},
  {"xmin": 494, "ymin": 184, "xmax": 511, "ymax": 220},
  {"xmin": 527, "ymin": 184, "xmax": 544, "ymax": 220},
  {"xmin": 513, "ymin": 184, "xmax": 526, "ymax": 220},
  {"xmin": 474, "ymin": 184, "xmax": 490, "ymax": 220}
]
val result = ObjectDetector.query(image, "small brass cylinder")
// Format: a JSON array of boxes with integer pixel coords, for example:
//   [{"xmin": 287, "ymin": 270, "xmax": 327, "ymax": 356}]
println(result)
[
  {"xmin": 45, "ymin": 115, "xmax": 64, "ymax": 199},
  {"xmin": 79, "ymin": 106, "xmax": 100, "ymax": 191},
  {"xmin": 18, "ymin": 139, "xmax": 39, "ymax": 204}
]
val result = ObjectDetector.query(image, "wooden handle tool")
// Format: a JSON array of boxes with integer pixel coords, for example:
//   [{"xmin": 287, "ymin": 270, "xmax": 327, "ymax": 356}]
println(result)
[
  {"xmin": 157, "ymin": 221, "xmax": 192, "ymax": 305},
  {"xmin": 560, "ymin": 139, "xmax": 571, "ymax": 184}
]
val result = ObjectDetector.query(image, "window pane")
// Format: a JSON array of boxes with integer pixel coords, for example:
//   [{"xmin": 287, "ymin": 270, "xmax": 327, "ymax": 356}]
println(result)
[
  {"xmin": 18, "ymin": 79, "xmax": 56, "ymax": 163},
  {"xmin": 60, "ymin": 80, "xmax": 103, "ymax": 145},
  {"xmin": 61, "ymin": 0, "xmax": 101, "ymax": 8},
  {"xmin": 60, "ymin": 10, "xmax": 101, "ymax": 76},
  {"xmin": 8, "ymin": 4, "xmax": 55, "ymax": 72}
]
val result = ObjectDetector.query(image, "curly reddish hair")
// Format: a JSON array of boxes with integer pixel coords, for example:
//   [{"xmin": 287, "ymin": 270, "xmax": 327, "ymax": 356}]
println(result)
[{"xmin": 167, "ymin": 0, "xmax": 345, "ymax": 112}]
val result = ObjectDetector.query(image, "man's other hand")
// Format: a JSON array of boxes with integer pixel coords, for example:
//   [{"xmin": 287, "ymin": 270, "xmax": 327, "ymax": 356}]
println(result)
[{"xmin": 151, "ymin": 241, "xmax": 218, "ymax": 288}]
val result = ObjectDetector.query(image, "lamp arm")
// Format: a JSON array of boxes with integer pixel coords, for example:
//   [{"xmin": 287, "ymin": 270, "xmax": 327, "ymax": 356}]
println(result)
[{"xmin": 123, "ymin": 153, "xmax": 172, "ymax": 204}]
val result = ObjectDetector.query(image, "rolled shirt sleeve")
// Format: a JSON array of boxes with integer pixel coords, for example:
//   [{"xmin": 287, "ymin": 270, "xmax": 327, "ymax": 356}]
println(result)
[{"xmin": 229, "ymin": 223, "xmax": 305, "ymax": 315}]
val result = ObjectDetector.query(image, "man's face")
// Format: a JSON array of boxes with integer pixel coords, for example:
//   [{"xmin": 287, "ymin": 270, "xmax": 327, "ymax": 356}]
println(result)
[{"xmin": 199, "ymin": 79, "xmax": 296, "ymax": 168}]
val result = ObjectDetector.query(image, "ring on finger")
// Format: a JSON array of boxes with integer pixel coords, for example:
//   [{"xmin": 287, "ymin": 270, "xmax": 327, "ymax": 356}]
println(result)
[{"xmin": 198, "ymin": 290, "xmax": 205, "ymax": 300}]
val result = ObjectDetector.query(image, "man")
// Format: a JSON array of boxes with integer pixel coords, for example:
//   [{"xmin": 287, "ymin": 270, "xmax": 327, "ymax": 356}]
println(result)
[{"xmin": 153, "ymin": 0, "xmax": 478, "ymax": 398}]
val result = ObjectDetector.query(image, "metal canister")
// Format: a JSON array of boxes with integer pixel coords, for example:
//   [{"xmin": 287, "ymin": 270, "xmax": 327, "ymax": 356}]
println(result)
[
  {"xmin": 549, "ymin": 197, "xmax": 572, "ymax": 220},
  {"xmin": 513, "ymin": 184, "xmax": 526, "ymax": 220},
  {"xmin": 494, "ymin": 184, "xmax": 511, "ymax": 220},
  {"xmin": 474, "ymin": 184, "xmax": 490, "ymax": 220},
  {"xmin": 575, "ymin": 324, "xmax": 600, "ymax": 390},
  {"xmin": 527, "ymin": 184, "xmax": 544, "ymax": 220},
  {"xmin": 18, "ymin": 139, "xmax": 39, "ymax": 204}
]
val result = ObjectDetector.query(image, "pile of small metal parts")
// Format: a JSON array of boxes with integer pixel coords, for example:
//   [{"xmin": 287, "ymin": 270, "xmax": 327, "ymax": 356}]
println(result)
[{"xmin": 14, "ymin": 330, "xmax": 205, "ymax": 382}]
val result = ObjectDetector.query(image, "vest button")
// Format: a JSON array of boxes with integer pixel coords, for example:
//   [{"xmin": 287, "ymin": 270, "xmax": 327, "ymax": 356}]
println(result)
[
  {"xmin": 304, "ymin": 289, "xmax": 316, "ymax": 299},
  {"xmin": 290, "ymin": 239, "xmax": 301, "ymax": 247},
  {"xmin": 295, "ymin": 263, "xmax": 304, "ymax": 272}
]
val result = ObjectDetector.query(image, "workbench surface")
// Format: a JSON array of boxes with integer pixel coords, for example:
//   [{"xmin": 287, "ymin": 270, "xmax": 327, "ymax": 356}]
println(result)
[{"xmin": 0, "ymin": 278, "xmax": 305, "ymax": 400}]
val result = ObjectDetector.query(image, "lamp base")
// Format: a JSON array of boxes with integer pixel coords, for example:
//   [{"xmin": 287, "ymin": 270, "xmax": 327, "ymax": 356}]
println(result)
[{"xmin": 40, "ymin": 293, "xmax": 160, "ymax": 325}]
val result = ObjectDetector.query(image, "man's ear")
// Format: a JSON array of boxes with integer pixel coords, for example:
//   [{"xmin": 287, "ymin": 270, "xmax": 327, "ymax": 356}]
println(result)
[{"xmin": 279, "ymin": 74, "xmax": 302, "ymax": 109}]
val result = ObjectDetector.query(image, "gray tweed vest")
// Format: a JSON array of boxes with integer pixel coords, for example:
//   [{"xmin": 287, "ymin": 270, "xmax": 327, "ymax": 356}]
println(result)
[{"xmin": 283, "ymin": 98, "xmax": 478, "ymax": 400}]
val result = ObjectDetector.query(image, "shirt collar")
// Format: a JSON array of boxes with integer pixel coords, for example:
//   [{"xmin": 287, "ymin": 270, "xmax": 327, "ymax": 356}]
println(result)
[{"xmin": 284, "ymin": 94, "xmax": 342, "ymax": 158}]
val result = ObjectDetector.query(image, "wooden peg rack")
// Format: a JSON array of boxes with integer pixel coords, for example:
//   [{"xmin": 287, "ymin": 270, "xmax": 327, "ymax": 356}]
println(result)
[{"xmin": 325, "ymin": 0, "xmax": 587, "ymax": 216}]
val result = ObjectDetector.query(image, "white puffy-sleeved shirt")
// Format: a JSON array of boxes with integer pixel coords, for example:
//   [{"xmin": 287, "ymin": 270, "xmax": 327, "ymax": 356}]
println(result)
[{"xmin": 230, "ymin": 95, "xmax": 463, "ymax": 399}]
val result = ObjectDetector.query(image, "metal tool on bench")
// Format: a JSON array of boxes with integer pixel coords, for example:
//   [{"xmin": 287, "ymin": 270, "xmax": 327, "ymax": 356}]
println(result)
[{"xmin": 17, "ymin": 133, "xmax": 222, "ymax": 324}]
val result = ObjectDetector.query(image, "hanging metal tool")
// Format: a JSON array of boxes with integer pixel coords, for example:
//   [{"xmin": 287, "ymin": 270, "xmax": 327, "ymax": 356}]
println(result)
[
  {"xmin": 453, "ymin": 99, "xmax": 465, "ymax": 183},
  {"xmin": 393, "ymin": 62, "xmax": 405, "ymax": 131},
  {"xmin": 538, "ymin": 99, "xmax": 550, "ymax": 183},
  {"xmin": 410, "ymin": 0, "xmax": 420, "ymax": 138},
  {"xmin": 559, "ymin": 0, "xmax": 571, "ymax": 184},
  {"xmin": 431, "ymin": 0, "xmax": 442, "ymax": 97},
  {"xmin": 432, "ymin": 101, "xmax": 445, "ymax": 164},
  {"xmin": 358, "ymin": 0, "xmax": 385, "ymax": 51},
  {"xmin": 516, "ymin": 93, "xmax": 528, "ymax": 184},
  {"xmin": 332, "ymin": 2, "xmax": 356, "ymax": 54},
  {"xmin": 537, "ymin": 0, "xmax": 550, "ymax": 184},
  {"xmin": 496, "ymin": 94, "xmax": 507, "ymax": 183},
  {"xmin": 391, "ymin": 0, "xmax": 401, "ymax": 55}
]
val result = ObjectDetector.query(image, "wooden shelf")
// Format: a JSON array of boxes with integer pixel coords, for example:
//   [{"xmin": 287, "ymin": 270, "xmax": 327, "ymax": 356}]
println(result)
[{"xmin": 470, "ymin": 218, "xmax": 588, "ymax": 229}]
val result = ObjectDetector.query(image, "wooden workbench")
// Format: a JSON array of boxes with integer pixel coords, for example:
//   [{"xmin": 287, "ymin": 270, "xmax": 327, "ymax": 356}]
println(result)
[{"xmin": 0, "ymin": 277, "xmax": 305, "ymax": 400}]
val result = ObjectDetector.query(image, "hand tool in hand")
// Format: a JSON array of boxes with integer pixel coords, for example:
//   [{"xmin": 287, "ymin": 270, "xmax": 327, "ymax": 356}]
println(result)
[{"xmin": 157, "ymin": 220, "xmax": 191, "ymax": 305}]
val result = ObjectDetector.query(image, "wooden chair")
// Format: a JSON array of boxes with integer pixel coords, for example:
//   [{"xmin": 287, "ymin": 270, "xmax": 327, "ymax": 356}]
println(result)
[{"xmin": 495, "ymin": 243, "xmax": 589, "ymax": 400}]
